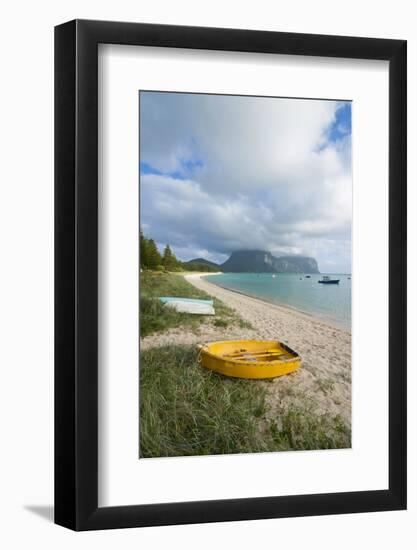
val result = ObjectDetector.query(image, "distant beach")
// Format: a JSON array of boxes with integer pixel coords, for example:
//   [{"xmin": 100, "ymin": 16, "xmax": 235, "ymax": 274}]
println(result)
[{"xmin": 142, "ymin": 273, "xmax": 351, "ymax": 426}]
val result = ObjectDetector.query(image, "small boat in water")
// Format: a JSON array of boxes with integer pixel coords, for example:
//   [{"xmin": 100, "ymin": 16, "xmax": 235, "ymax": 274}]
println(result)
[
  {"xmin": 305, "ymin": 275, "xmax": 311, "ymax": 278},
  {"xmin": 318, "ymin": 276, "xmax": 340, "ymax": 285},
  {"xmin": 198, "ymin": 340, "xmax": 301, "ymax": 379}
]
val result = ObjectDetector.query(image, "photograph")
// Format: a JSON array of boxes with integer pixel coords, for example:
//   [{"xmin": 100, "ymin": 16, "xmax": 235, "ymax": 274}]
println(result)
[{"xmin": 139, "ymin": 91, "xmax": 352, "ymax": 459}]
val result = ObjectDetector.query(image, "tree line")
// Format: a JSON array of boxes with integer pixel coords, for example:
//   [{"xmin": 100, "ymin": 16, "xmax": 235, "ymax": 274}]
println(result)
[{"xmin": 140, "ymin": 229, "xmax": 218, "ymax": 272}]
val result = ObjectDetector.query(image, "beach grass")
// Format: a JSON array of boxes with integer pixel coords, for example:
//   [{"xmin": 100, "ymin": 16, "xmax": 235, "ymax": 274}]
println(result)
[
  {"xmin": 139, "ymin": 344, "xmax": 351, "ymax": 458},
  {"xmin": 140, "ymin": 271, "xmax": 252, "ymax": 337},
  {"xmin": 141, "ymin": 270, "xmax": 209, "ymax": 300},
  {"xmin": 140, "ymin": 295, "xmax": 203, "ymax": 337},
  {"xmin": 140, "ymin": 345, "xmax": 269, "ymax": 457},
  {"xmin": 268, "ymin": 405, "xmax": 350, "ymax": 451}
]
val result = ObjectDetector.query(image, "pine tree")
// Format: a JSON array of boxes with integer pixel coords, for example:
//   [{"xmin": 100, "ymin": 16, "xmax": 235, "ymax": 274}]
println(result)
[
  {"xmin": 162, "ymin": 244, "xmax": 176, "ymax": 270},
  {"xmin": 147, "ymin": 239, "xmax": 162, "ymax": 270},
  {"xmin": 140, "ymin": 229, "xmax": 149, "ymax": 269}
]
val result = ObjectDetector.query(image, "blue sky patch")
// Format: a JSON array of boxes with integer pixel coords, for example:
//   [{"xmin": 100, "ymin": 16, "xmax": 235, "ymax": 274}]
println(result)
[
  {"xmin": 140, "ymin": 155, "xmax": 204, "ymax": 181},
  {"xmin": 140, "ymin": 162, "xmax": 187, "ymax": 180},
  {"xmin": 140, "ymin": 162, "xmax": 162, "ymax": 176},
  {"xmin": 180, "ymin": 157, "xmax": 204, "ymax": 171},
  {"xmin": 327, "ymin": 102, "xmax": 351, "ymax": 143}
]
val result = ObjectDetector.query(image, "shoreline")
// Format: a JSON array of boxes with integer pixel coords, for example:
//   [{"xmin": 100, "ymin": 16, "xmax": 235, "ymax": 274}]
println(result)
[
  {"xmin": 183, "ymin": 273, "xmax": 352, "ymax": 425},
  {"xmin": 187, "ymin": 272, "xmax": 350, "ymax": 335}
]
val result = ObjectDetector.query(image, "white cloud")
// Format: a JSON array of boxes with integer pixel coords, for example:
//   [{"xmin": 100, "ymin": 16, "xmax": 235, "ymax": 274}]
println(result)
[{"xmin": 140, "ymin": 93, "xmax": 352, "ymax": 272}]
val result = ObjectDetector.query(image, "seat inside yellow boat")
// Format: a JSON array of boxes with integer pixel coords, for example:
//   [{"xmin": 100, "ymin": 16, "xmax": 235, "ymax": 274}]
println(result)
[{"xmin": 205, "ymin": 340, "xmax": 297, "ymax": 362}]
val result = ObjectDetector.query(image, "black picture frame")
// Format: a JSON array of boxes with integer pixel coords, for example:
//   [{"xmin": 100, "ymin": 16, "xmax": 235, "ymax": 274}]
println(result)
[{"xmin": 55, "ymin": 19, "xmax": 407, "ymax": 531}]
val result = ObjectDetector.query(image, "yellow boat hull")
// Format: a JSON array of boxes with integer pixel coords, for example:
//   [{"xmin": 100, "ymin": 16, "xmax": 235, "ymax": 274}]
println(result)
[{"xmin": 198, "ymin": 340, "xmax": 301, "ymax": 379}]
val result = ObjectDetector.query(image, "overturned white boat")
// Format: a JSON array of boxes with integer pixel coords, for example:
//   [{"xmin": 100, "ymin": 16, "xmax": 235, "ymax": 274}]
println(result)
[{"xmin": 159, "ymin": 296, "xmax": 215, "ymax": 315}]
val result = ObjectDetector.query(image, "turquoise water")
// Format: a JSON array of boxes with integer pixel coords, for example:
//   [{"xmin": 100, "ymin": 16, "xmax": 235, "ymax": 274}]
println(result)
[{"xmin": 207, "ymin": 273, "xmax": 351, "ymax": 330}]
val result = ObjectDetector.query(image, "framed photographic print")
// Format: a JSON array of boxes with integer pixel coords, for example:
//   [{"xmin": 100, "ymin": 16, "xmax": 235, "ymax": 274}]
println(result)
[{"xmin": 55, "ymin": 20, "xmax": 407, "ymax": 530}]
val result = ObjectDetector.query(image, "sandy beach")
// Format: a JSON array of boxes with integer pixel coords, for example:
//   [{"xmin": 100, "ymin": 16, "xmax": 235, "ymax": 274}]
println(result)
[{"xmin": 141, "ymin": 273, "xmax": 351, "ymax": 426}]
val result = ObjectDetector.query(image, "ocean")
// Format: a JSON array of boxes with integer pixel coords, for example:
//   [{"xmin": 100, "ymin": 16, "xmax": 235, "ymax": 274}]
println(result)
[{"xmin": 206, "ymin": 272, "xmax": 351, "ymax": 330}]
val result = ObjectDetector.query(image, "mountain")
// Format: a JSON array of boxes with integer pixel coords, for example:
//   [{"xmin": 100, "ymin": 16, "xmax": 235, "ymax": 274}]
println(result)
[
  {"xmin": 220, "ymin": 250, "xmax": 319, "ymax": 273},
  {"xmin": 183, "ymin": 258, "xmax": 220, "ymax": 272},
  {"xmin": 185, "ymin": 258, "xmax": 220, "ymax": 269},
  {"xmin": 274, "ymin": 255, "xmax": 320, "ymax": 273}
]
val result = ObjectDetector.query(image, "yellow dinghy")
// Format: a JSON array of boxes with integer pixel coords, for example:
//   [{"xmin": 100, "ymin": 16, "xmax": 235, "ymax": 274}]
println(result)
[{"xmin": 198, "ymin": 340, "xmax": 301, "ymax": 379}]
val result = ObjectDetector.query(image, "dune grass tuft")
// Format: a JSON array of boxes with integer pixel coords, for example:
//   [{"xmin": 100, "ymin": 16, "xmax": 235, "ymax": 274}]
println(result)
[
  {"xmin": 139, "ymin": 344, "xmax": 351, "ymax": 458},
  {"xmin": 140, "ymin": 271, "xmax": 253, "ymax": 337},
  {"xmin": 140, "ymin": 296, "xmax": 204, "ymax": 338},
  {"xmin": 140, "ymin": 345, "xmax": 269, "ymax": 457},
  {"xmin": 269, "ymin": 407, "xmax": 350, "ymax": 450}
]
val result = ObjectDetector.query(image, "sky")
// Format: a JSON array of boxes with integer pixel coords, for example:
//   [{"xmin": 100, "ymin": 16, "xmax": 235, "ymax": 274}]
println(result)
[{"xmin": 139, "ymin": 91, "xmax": 352, "ymax": 273}]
